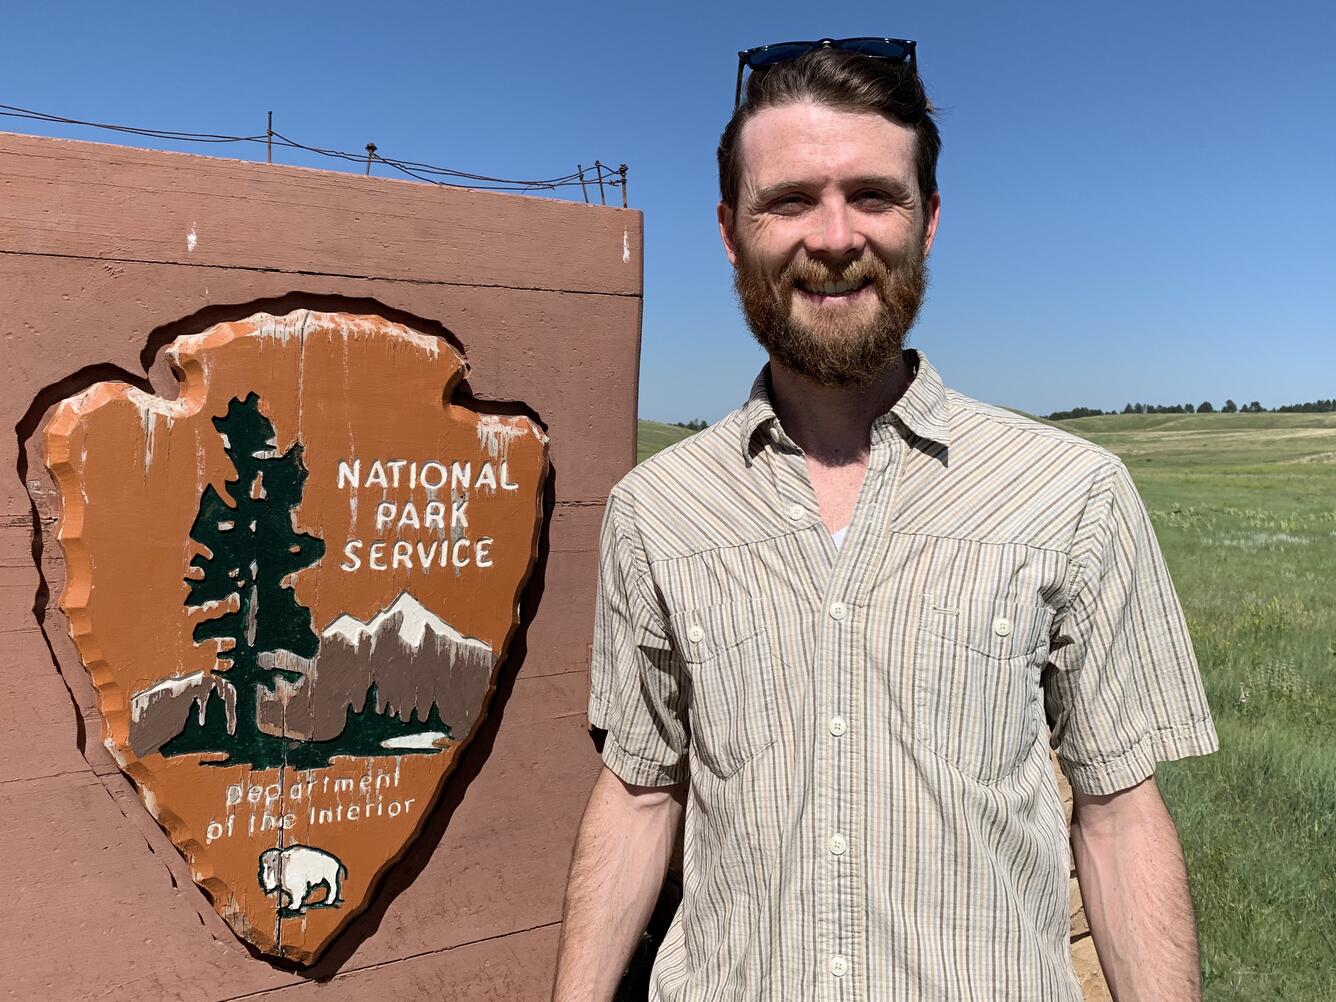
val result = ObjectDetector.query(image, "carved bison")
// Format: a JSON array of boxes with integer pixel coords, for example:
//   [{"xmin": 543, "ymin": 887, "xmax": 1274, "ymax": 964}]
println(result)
[{"xmin": 257, "ymin": 844, "xmax": 347, "ymax": 914}]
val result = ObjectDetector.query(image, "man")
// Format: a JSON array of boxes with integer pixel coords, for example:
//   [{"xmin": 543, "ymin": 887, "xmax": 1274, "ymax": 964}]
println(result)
[{"xmin": 554, "ymin": 39, "xmax": 1218, "ymax": 1001}]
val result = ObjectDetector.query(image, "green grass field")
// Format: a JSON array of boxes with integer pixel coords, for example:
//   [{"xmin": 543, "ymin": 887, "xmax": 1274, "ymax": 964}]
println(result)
[
  {"xmin": 637, "ymin": 420, "xmax": 697, "ymax": 463},
  {"xmin": 638, "ymin": 411, "xmax": 1336, "ymax": 999}
]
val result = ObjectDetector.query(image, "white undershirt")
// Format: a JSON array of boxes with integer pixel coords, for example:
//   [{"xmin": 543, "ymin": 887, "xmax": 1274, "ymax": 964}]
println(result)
[{"xmin": 831, "ymin": 524, "xmax": 850, "ymax": 549}]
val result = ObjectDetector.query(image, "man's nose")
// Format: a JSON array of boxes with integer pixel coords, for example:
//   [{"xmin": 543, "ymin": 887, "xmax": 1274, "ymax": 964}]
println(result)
[{"xmin": 803, "ymin": 201, "xmax": 864, "ymax": 263}]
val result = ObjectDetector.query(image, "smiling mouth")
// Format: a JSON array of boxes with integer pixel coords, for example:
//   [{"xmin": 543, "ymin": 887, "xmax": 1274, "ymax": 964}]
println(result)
[{"xmin": 794, "ymin": 277, "xmax": 874, "ymax": 301}]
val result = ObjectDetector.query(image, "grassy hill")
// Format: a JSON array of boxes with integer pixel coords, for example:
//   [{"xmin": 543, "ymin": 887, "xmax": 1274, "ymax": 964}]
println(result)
[
  {"xmin": 637, "ymin": 410, "xmax": 1336, "ymax": 998},
  {"xmin": 1053, "ymin": 412, "xmax": 1336, "ymax": 1001},
  {"xmin": 637, "ymin": 420, "xmax": 697, "ymax": 463},
  {"xmin": 1064, "ymin": 410, "xmax": 1336, "ymax": 473},
  {"xmin": 1061, "ymin": 411, "xmax": 1336, "ymax": 434}
]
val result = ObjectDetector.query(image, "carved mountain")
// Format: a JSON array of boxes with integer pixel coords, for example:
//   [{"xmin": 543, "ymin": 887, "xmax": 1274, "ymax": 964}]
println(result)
[
  {"xmin": 130, "ymin": 672, "xmax": 238, "ymax": 757},
  {"xmin": 254, "ymin": 592, "xmax": 496, "ymax": 742}
]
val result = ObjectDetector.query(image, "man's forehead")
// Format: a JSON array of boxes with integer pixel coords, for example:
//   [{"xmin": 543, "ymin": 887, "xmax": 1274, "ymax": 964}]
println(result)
[{"xmin": 737, "ymin": 101, "xmax": 917, "ymax": 192}]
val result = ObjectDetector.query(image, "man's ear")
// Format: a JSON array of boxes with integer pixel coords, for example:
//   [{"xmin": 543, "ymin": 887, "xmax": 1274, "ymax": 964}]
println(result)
[
  {"xmin": 921, "ymin": 191, "xmax": 942, "ymax": 257},
  {"xmin": 718, "ymin": 201, "xmax": 739, "ymax": 267}
]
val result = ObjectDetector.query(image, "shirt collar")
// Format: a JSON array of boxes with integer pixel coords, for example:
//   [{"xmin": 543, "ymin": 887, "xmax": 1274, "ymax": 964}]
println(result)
[
  {"xmin": 888, "ymin": 350, "xmax": 952, "ymax": 447},
  {"xmin": 738, "ymin": 368, "xmax": 780, "ymax": 462},
  {"xmin": 738, "ymin": 349, "xmax": 952, "ymax": 464}
]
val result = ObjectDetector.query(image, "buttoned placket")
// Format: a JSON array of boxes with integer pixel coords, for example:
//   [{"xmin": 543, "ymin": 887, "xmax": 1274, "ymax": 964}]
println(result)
[
  {"xmin": 761, "ymin": 415, "xmax": 907, "ymax": 1001},
  {"xmin": 835, "ymin": 425, "xmax": 902, "ymax": 1002}
]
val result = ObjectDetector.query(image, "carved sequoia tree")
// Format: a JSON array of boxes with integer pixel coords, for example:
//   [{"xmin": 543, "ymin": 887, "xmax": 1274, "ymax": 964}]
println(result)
[
  {"xmin": 162, "ymin": 392, "xmax": 441, "ymax": 769},
  {"xmin": 162, "ymin": 392, "xmax": 324, "ymax": 768}
]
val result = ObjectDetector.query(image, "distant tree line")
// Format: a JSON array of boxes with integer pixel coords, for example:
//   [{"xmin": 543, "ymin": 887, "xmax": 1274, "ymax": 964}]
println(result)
[
  {"xmin": 1274, "ymin": 399, "xmax": 1336, "ymax": 413},
  {"xmin": 1046, "ymin": 407, "xmax": 1112, "ymax": 420},
  {"xmin": 675, "ymin": 397, "xmax": 1335, "ymax": 427},
  {"xmin": 1117, "ymin": 400, "xmax": 1258, "ymax": 414},
  {"xmin": 1046, "ymin": 398, "xmax": 1335, "ymax": 420}
]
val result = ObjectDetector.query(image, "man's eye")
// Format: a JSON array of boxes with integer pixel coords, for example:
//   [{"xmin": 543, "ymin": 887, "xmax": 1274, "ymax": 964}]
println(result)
[{"xmin": 854, "ymin": 191, "xmax": 895, "ymax": 206}]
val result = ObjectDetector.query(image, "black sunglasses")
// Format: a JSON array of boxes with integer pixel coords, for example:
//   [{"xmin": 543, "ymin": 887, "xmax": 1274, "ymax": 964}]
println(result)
[{"xmin": 734, "ymin": 37, "xmax": 917, "ymax": 108}]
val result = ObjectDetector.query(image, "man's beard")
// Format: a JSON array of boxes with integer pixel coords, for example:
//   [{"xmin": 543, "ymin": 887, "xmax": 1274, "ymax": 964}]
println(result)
[{"xmin": 732, "ymin": 243, "xmax": 928, "ymax": 388}]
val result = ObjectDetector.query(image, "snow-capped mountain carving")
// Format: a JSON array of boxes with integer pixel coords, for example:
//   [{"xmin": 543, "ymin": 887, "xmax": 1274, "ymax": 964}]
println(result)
[
  {"xmin": 129, "ymin": 671, "xmax": 238, "ymax": 756},
  {"xmin": 324, "ymin": 592, "xmax": 494, "ymax": 655},
  {"xmin": 253, "ymin": 592, "xmax": 496, "ymax": 742}
]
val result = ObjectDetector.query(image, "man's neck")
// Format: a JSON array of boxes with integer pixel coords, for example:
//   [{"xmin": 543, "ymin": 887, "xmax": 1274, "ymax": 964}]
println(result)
[{"xmin": 768, "ymin": 353, "xmax": 913, "ymax": 466}]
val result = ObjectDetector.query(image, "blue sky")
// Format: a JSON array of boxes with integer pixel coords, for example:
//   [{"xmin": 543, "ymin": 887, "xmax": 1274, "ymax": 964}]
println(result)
[{"xmin": 7, "ymin": 1, "xmax": 1333, "ymax": 421}]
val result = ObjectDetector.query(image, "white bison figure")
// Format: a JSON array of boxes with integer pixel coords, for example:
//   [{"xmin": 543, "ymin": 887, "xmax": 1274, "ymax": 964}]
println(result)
[{"xmin": 257, "ymin": 845, "xmax": 347, "ymax": 915}]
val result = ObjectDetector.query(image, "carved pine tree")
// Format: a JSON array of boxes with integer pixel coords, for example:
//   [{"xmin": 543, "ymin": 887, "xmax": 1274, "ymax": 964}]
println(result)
[{"xmin": 163, "ymin": 392, "xmax": 442, "ymax": 768}]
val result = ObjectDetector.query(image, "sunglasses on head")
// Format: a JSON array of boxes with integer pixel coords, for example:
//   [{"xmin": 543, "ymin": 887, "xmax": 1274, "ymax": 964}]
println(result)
[{"xmin": 734, "ymin": 37, "xmax": 918, "ymax": 108}]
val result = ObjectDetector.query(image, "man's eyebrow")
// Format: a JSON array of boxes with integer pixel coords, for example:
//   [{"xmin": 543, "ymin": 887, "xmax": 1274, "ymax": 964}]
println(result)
[
  {"xmin": 851, "ymin": 175, "xmax": 916, "ymax": 200},
  {"xmin": 748, "ymin": 181, "xmax": 802, "ymax": 203},
  {"xmin": 749, "ymin": 175, "xmax": 916, "ymax": 206}
]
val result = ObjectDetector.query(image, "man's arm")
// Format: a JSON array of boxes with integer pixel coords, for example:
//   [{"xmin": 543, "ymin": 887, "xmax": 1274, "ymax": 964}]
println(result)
[
  {"xmin": 552, "ymin": 765, "xmax": 685, "ymax": 1002},
  {"xmin": 1070, "ymin": 775, "xmax": 1202, "ymax": 1001}
]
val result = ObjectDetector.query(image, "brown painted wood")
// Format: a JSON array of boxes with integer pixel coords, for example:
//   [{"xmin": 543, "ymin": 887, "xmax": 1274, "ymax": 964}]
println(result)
[
  {"xmin": 0, "ymin": 592, "xmax": 92, "ymax": 784},
  {"xmin": 0, "ymin": 133, "xmax": 632, "ymax": 992},
  {"xmin": 6, "ymin": 257, "xmax": 631, "ymax": 737},
  {"xmin": 13, "ymin": 488, "xmax": 600, "ymax": 753},
  {"xmin": 339, "ymin": 670, "xmax": 595, "ymax": 969},
  {"xmin": 0, "ymin": 771, "xmax": 294, "ymax": 1000},
  {"xmin": 241, "ymin": 923, "xmax": 562, "ymax": 1000},
  {"xmin": 44, "ymin": 311, "xmax": 550, "ymax": 963},
  {"xmin": 0, "ymin": 256, "xmax": 640, "ymax": 520},
  {"xmin": 0, "ymin": 256, "xmax": 638, "ymax": 518},
  {"xmin": 2, "ymin": 671, "xmax": 593, "ymax": 997},
  {"xmin": 0, "ymin": 132, "xmax": 643, "ymax": 296}
]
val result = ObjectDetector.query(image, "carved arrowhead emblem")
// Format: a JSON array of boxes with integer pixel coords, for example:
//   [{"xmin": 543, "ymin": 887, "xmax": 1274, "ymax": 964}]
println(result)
[{"xmin": 43, "ymin": 310, "xmax": 548, "ymax": 963}]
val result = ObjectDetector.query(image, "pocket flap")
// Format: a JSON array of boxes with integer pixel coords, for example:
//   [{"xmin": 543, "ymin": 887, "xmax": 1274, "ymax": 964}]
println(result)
[
  {"xmin": 668, "ymin": 601, "xmax": 765, "ymax": 663},
  {"xmin": 920, "ymin": 593, "xmax": 1053, "ymax": 660}
]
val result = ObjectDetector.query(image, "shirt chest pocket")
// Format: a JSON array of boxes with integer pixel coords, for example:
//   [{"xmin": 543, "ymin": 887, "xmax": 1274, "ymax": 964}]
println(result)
[
  {"xmin": 671, "ymin": 602, "xmax": 778, "ymax": 780},
  {"xmin": 913, "ymin": 593, "xmax": 1054, "ymax": 783}
]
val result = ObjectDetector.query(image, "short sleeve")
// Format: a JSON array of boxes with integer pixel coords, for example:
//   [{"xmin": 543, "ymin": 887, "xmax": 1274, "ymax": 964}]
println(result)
[
  {"xmin": 587, "ymin": 489, "xmax": 689, "ymax": 787},
  {"xmin": 1045, "ymin": 461, "xmax": 1218, "ymax": 795}
]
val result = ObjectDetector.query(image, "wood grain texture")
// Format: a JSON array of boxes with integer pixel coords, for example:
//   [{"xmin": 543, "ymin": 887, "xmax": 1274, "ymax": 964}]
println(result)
[
  {"xmin": 1, "ymin": 256, "xmax": 641, "ymax": 519},
  {"xmin": 0, "ymin": 629, "xmax": 91, "ymax": 784},
  {"xmin": 0, "ymin": 132, "xmax": 642, "ymax": 296},
  {"xmin": 236, "ymin": 922, "xmax": 562, "ymax": 1000},
  {"xmin": 0, "ymin": 134, "xmax": 629, "ymax": 994},
  {"xmin": 0, "ymin": 672, "xmax": 597, "ymax": 998},
  {"xmin": 0, "ymin": 771, "xmax": 294, "ymax": 1001},
  {"xmin": 8, "ymin": 257, "xmax": 633, "ymax": 708}
]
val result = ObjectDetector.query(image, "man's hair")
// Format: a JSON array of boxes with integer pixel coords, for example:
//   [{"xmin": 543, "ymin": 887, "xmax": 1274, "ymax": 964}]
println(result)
[{"xmin": 717, "ymin": 48, "xmax": 941, "ymax": 209}]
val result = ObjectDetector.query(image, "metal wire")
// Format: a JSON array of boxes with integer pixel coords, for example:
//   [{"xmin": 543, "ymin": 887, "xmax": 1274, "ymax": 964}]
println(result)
[{"xmin": 0, "ymin": 102, "xmax": 626, "ymax": 197}]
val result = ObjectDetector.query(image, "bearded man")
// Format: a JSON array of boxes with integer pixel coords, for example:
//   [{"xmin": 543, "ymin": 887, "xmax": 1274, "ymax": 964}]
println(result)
[{"xmin": 554, "ymin": 39, "xmax": 1217, "ymax": 1002}]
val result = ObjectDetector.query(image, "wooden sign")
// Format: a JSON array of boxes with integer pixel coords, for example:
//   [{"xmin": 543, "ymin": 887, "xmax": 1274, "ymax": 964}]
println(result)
[{"xmin": 42, "ymin": 310, "xmax": 548, "ymax": 963}]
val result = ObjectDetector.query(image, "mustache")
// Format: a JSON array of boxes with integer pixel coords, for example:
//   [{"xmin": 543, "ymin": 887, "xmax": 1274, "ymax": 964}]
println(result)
[{"xmin": 778, "ymin": 255, "xmax": 894, "ymax": 291}]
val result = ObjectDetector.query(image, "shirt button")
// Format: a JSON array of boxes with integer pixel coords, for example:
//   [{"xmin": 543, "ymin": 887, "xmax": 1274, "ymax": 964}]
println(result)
[
  {"xmin": 687, "ymin": 625, "xmax": 704, "ymax": 643},
  {"xmin": 829, "ymin": 955, "xmax": 849, "ymax": 977},
  {"xmin": 786, "ymin": 503, "xmax": 804, "ymax": 522},
  {"xmin": 828, "ymin": 715, "xmax": 847, "ymax": 737},
  {"xmin": 829, "ymin": 602, "xmax": 848, "ymax": 621},
  {"xmin": 829, "ymin": 833, "xmax": 847, "ymax": 856},
  {"xmin": 992, "ymin": 616, "xmax": 1013, "ymax": 637}
]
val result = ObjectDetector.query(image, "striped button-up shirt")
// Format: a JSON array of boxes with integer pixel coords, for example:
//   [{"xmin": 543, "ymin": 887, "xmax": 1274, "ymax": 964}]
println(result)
[{"xmin": 589, "ymin": 350, "xmax": 1217, "ymax": 1001}]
